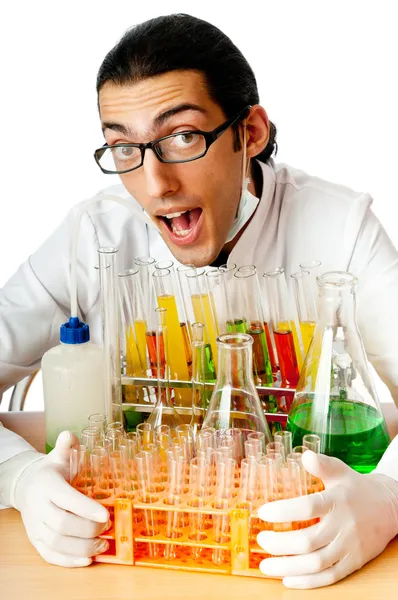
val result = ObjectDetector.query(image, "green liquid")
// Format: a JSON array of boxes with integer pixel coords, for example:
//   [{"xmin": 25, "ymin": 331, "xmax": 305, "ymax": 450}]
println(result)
[
  {"xmin": 226, "ymin": 319, "xmax": 247, "ymax": 334},
  {"xmin": 287, "ymin": 399, "xmax": 390, "ymax": 473}
]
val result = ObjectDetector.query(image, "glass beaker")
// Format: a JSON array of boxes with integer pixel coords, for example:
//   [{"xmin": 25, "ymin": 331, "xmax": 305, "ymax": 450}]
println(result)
[
  {"xmin": 202, "ymin": 333, "xmax": 271, "ymax": 443},
  {"xmin": 287, "ymin": 272, "xmax": 390, "ymax": 473}
]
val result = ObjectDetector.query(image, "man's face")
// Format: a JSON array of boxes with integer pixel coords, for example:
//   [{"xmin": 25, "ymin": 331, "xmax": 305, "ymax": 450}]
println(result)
[{"xmin": 99, "ymin": 71, "xmax": 243, "ymax": 266}]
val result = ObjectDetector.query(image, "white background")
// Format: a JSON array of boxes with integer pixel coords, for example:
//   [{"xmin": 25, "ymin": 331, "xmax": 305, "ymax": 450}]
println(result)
[{"xmin": 1, "ymin": 0, "xmax": 397, "ymax": 409}]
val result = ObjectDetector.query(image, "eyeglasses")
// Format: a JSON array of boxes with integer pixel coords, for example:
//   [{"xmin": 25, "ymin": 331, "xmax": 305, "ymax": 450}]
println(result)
[{"xmin": 94, "ymin": 105, "xmax": 251, "ymax": 175}]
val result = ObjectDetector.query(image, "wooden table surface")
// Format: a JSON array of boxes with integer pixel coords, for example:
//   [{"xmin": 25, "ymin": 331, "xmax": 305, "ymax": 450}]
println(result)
[{"xmin": 1, "ymin": 410, "xmax": 398, "ymax": 600}]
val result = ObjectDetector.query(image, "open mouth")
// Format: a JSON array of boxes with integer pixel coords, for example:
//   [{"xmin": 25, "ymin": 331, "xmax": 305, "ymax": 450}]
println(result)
[{"xmin": 157, "ymin": 208, "xmax": 203, "ymax": 245}]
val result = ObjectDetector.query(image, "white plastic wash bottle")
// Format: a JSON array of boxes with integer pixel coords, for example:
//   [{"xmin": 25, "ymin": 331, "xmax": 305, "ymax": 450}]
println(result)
[{"xmin": 41, "ymin": 316, "xmax": 106, "ymax": 453}]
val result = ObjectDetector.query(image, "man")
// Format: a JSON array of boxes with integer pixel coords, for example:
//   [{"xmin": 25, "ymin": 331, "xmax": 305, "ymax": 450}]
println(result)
[{"xmin": 1, "ymin": 13, "xmax": 398, "ymax": 588}]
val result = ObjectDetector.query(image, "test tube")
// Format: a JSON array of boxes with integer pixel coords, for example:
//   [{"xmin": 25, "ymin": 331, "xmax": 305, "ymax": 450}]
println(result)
[
  {"xmin": 70, "ymin": 444, "xmax": 88, "ymax": 494},
  {"xmin": 118, "ymin": 268, "xmax": 148, "ymax": 378},
  {"xmin": 302, "ymin": 434, "xmax": 320, "ymax": 453},
  {"xmin": 238, "ymin": 458, "xmax": 258, "ymax": 509},
  {"xmin": 185, "ymin": 267, "xmax": 219, "ymax": 372},
  {"xmin": 237, "ymin": 264, "xmax": 257, "ymax": 273},
  {"xmin": 299, "ymin": 260, "xmax": 323, "ymax": 308},
  {"xmin": 189, "ymin": 456, "xmax": 211, "ymax": 558},
  {"xmin": 257, "ymin": 455, "xmax": 278, "ymax": 504},
  {"xmin": 245, "ymin": 438, "xmax": 263, "ymax": 459},
  {"xmin": 134, "ymin": 256, "xmax": 156, "ymax": 316},
  {"xmin": 224, "ymin": 428, "xmax": 244, "ymax": 463},
  {"xmin": 109, "ymin": 450, "xmax": 124, "ymax": 496},
  {"xmin": 164, "ymin": 455, "xmax": 186, "ymax": 560},
  {"xmin": 147, "ymin": 307, "xmax": 184, "ymax": 430},
  {"xmin": 264, "ymin": 268, "xmax": 301, "ymax": 387},
  {"xmin": 135, "ymin": 450, "xmax": 159, "ymax": 557},
  {"xmin": 136, "ymin": 422, "xmax": 154, "ymax": 448},
  {"xmin": 90, "ymin": 447, "xmax": 111, "ymax": 500},
  {"xmin": 287, "ymin": 451, "xmax": 308, "ymax": 495},
  {"xmin": 266, "ymin": 441, "xmax": 285, "ymax": 462},
  {"xmin": 291, "ymin": 270, "xmax": 317, "ymax": 355},
  {"xmin": 159, "ymin": 261, "xmax": 193, "ymax": 372},
  {"xmin": 205, "ymin": 270, "xmax": 226, "ymax": 336},
  {"xmin": 81, "ymin": 427, "xmax": 102, "ymax": 453},
  {"xmin": 234, "ymin": 271, "xmax": 274, "ymax": 387},
  {"xmin": 274, "ymin": 430, "xmax": 293, "ymax": 460},
  {"xmin": 176, "ymin": 424, "xmax": 195, "ymax": 461},
  {"xmin": 190, "ymin": 323, "xmax": 207, "ymax": 435},
  {"xmin": 212, "ymin": 458, "xmax": 236, "ymax": 566},
  {"xmin": 98, "ymin": 247, "xmax": 122, "ymax": 423},
  {"xmin": 153, "ymin": 268, "xmax": 191, "ymax": 406},
  {"xmin": 88, "ymin": 413, "xmax": 107, "ymax": 434},
  {"xmin": 219, "ymin": 263, "xmax": 242, "ymax": 333}
]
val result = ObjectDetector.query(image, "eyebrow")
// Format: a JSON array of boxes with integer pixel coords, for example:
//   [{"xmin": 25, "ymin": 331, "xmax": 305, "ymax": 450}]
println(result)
[{"xmin": 102, "ymin": 103, "xmax": 208, "ymax": 138}]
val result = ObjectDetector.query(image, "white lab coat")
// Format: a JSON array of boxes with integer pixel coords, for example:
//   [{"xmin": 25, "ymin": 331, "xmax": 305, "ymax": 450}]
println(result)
[{"xmin": 2, "ymin": 159, "xmax": 398, "ymax": 465}]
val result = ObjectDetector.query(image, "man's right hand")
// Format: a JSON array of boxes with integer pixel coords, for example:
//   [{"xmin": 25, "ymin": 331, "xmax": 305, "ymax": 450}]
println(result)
[{"xmin": 11, "ymin": 431, "xmax": 110, "ymax": 567}]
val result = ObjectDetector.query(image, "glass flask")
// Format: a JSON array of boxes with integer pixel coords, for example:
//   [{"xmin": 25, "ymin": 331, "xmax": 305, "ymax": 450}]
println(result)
[
  {"xmin": 287, "ymin": 272, "xmax": 390, "ymax": 473},
  {"xmin": 202, "ymin": 333, "xmax": 271, "ymax": 443}
]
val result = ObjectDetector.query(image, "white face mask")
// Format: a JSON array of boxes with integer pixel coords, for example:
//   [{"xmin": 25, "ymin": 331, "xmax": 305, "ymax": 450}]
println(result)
[{"xmin": 225, "ymin": 125, "xmax": 259, "ymax": 243}]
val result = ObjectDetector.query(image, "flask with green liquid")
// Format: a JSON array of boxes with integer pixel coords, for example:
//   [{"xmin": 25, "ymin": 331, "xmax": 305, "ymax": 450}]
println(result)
[{"xmin": 287, "ymin": 272, "xmax": 390, "ymax": 473}]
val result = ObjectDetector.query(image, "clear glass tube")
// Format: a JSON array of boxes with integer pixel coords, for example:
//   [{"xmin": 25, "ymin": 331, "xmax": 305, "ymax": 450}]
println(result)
[
  {"xmin": 70, "ymin": 444, "xmax": 88, "ymax": 494},
  {"xmin": 264, "ymin": 268, "xmax": 301, "ymax": 387},
  {"xmin": 98, "ymin": 247, "xmax": 122, "ymax": 423},
  {"xmin": 118, "ymin": 268, "xmax": 148, "ymax": 377},
  {"xmin": 303, "ymin": 433, "xmax": 321, "ymax": 453},
  {"xmin": 274, "ymin": 430, "xmax": 293, "ymax": 458},
  {"xmin": 153, "ymin": 268, "xmax": 191, "ymax": 406},
  {"xmin": 147, "ymin": 307, "xmax": 183, "ymax": 430},
  {"xmin": 190, "ymin": 323, "xmax": 207, "ymax": 436},
  {"xmin": 158, "ymin": 261, "xmax": 192, "ymax": 373},
  {"xmin": 291, "ymin": 270, "xmax": 317, "ymax": 355},
  {"xmin": 88, "ymin": 413, "xmax": 106, "ymax": 434},
  {"xmin": 134, "ymin": 256, "xmax": 156, "ymax": 317},
  {"xmin": 212, "ymin": 457, "xmax": 236, "ymax": 565},
  {"xmin": 202, "ymin": 333, "xmax": 271, "ymax": 443},
  {"xmin": 185, "ymin": 267, "xmax": 219, "ymax": 373},
  {"xmin": 81, "ymin": 427, "xmax": 102, "ymax": 452},
  {"xmin": 90, "ymin": 447, "xmax": 111, "ymax": 500},
  {"xmin": 234, "ymin": 270, "xmax": 273, "ymax": 386},
  {"xmin": 299, "ymin": 260, "xmax": 323, "ymax": 302}
]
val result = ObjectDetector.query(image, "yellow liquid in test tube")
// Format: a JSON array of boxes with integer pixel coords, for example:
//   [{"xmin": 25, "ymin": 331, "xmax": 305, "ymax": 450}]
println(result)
[
  {"xmin": 134, "ymin": 320, "xmax": 148, "ymax": 371},
  {"xmin": 126, "ymin": 325, "xmax": 145, "ymax": 376},
  {"xmin": 191, "ymin": 293, "xmax": 219, "ymax": 371},
  {"xmin": 300, "ymin": 321, "xmax": 316, "ymax": 355},
  {"xmin": 157, "ymin": 294, "xmax": 191, "ymax": 406},
  {"xmin": 277, "ymin": 321, "xmax": 303, "ymax": 369},
  {"xmin": 125, "ymin": 325, "xmax": 145, "ymax": 403}
]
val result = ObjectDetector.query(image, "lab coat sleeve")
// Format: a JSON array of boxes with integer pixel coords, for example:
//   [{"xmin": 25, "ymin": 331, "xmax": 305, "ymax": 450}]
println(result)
[
  {"xmin": 348, "ymin": 203, "xmax": 398, "ymax": 406},
  {"xmin": 0, "ymin": 423, "xmax": 42, "ymax": 509},
  {"xmin": 0, "ymin": 205, "xmax": 100, "ymax": 397}
]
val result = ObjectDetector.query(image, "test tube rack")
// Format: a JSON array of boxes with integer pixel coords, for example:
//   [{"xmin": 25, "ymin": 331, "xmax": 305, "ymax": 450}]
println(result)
[{"xmin": 74, "ymin": 470, "xmax": 323, "ymax": 577}]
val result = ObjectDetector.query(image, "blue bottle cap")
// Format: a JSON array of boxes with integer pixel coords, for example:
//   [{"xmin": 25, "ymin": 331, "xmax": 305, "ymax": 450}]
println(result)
[{"xmin": 60, "ymin": 317, "xmax": 90, "ymax": 344}]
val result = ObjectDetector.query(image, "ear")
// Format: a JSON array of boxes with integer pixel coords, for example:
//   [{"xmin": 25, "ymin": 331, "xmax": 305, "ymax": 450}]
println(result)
[{"xmin": 244, "ymin": 105, "xmax": 270, "ymax": 159}]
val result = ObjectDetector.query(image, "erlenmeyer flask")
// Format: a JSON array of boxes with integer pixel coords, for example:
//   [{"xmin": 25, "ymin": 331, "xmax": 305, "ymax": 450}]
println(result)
[
  {"xmin": 202, "ymin": 333, "xmax": 271, "ymax": 443},
  {"xmin": 287, "ymin": 272, "xmax": 390, "ymax": 473}
]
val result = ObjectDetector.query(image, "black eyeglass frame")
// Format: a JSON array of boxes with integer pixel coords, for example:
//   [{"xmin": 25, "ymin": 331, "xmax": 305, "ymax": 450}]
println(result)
[{"xmin": 94, "ymin": 105, "xmax": 251, "ymax": 175}]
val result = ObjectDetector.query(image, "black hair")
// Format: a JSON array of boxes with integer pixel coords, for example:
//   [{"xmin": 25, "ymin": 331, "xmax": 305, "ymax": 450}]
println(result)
[{"xmin": 97, "ymin": 14, "xmax": 277, "ymax": 162}]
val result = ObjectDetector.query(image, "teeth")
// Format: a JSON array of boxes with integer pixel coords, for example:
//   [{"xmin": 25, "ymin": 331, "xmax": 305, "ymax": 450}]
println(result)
[
  {"xmin": 172, "ymin": 228, "xmax": 191, "ymax": 237},
  {"xmin": 163, "ymin": 210, "xmax": 188, "ymax": 219}
]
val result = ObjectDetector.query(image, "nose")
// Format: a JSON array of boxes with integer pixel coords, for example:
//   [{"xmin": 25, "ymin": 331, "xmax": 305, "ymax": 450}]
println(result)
[{"xmin": 142, "ymin": 147, "xmax": 180, "ymax": 199}]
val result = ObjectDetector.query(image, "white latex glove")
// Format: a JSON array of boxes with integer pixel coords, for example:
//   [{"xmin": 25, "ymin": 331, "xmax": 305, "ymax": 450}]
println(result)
[
  {"xmin": 1, "ymin": 431, "xmax": 110, "ymax": 567},
  {"xmin": 257, "ymin": 449, "xmax": 398, "ymax": 589}
]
